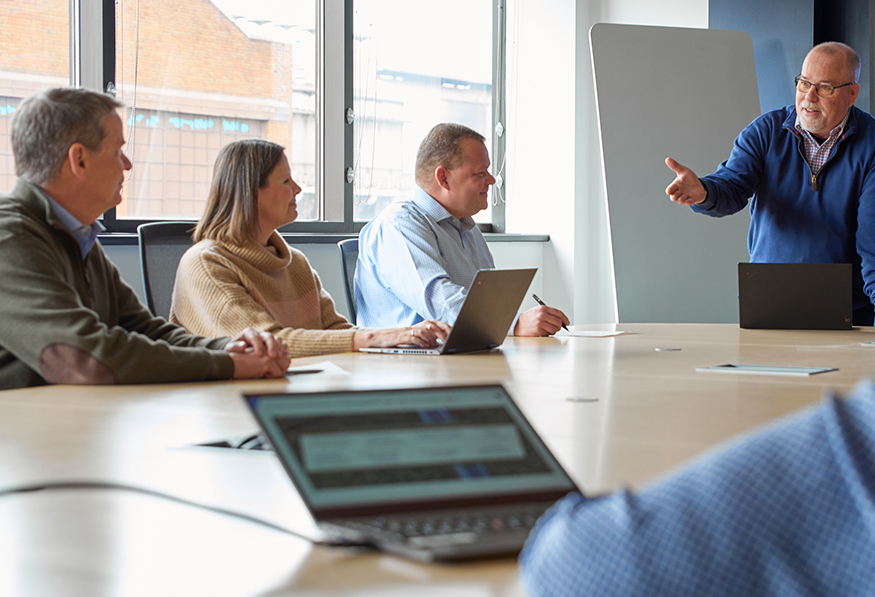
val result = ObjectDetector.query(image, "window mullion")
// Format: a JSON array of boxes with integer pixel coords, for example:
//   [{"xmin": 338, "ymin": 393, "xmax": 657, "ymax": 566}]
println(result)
[
  {"xmin": 73, "ymin": 0, "xmax": 113, "ymax": 92},
  {"xmin": 80, "ymin": 0, "xmax": 119, "ymax": 229},
  {"xmin": 491, "ymin": 0, "xmax": 507, "ymax": 233},
  {"xmin": 320, "ymin": 0, "xmax": 354, "ymax": 230}
]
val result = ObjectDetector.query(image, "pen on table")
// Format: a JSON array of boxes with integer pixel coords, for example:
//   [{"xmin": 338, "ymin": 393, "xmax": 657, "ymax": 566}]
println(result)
[{"xmin": 531, "ymin": 294, "xmax": 569, "ymax": 331}]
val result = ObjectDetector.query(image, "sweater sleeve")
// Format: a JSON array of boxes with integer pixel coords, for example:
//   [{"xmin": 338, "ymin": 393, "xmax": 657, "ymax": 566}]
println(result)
[
  {"xmin": 99, "ymin": 247, "xmax": 233, "ymax": 351},
  {"xmin": 171, "ymin": 244, "xmax": 356, "ymax": 358},
  {"xmin": 695, "ymin": 112, "xmax": 772, "ymax": 217},
  {"xmin": 0, "ymin": 223, "xmax": 233, "ymax": 386},
  {"xmin": 854, "ymin": 140, "xmax": 875, "ymax": 310}
]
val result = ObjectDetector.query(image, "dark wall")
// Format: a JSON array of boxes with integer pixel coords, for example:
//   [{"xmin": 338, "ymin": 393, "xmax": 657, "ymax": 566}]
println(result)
[
  {"xmin": 709, "ymin": 0, "xmax": 814, "ymax": 113},
  {"xmin": 710, "ymin": 0, "xmax": 871, "ymax": 114},
  {"xmin": 814, "ymin": 0, "xmax": 870, "ymax": 111}
]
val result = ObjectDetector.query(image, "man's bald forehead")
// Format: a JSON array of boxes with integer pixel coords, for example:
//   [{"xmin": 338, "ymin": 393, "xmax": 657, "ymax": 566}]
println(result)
[{"xmin": 806, "ymin": 42, "xmax": 860, "ymax": 82}]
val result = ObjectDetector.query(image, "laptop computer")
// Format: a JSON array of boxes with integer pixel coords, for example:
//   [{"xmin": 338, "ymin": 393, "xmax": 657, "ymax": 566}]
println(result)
[
  {"xmin": 244, "ymin": 384, "xmax": 578, "ymax": 561},
  {"xmin": 738, "ymin": 262, "xmax": 852, "ymax": 330},
  {"xmin": 360, "ymin": 268, "xmax": 537, "ymax": 355}
]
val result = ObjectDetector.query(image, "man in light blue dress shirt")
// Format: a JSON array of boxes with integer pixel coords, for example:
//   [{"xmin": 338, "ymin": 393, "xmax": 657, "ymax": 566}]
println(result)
[{"xmin": 355, "ymin": 123, "xmax": 568, "ymax": 335}]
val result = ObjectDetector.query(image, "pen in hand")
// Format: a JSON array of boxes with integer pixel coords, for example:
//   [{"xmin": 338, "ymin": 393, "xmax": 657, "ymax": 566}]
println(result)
[{"xmin": 532, "ymin": 294, "xmax": 569, "ymax": 331}]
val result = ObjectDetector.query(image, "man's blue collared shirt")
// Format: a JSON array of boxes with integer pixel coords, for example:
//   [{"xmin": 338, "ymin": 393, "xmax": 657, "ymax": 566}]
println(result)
[
  {"xmin": 43, "ymin": 192, "xmax": 103, "ymax": 258},
  {"xmin": 354, "ymin": 186, "xmax": 495, "ymax": 327},
  {"xmin": 520, "ymin": 379, "xmax": 875, "ymax": 596}
]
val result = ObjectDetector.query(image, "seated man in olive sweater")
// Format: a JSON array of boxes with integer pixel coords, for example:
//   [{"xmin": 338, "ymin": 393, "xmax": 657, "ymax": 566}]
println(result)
[{"xmin": 0, "ymin": 87, "xmax": 289, "ymax": 390}]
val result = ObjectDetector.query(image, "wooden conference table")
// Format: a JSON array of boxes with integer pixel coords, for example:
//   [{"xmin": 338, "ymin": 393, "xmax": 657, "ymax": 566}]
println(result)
[{"xmin": 1, "ymin": 323, "xmax": 874, "ymax": 596}]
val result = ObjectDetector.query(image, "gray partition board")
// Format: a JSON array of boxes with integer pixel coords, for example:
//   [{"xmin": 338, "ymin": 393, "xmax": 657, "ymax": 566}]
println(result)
[{"xmin": 591, "ymin": 23, "xmax": 760, "ymax": 323}]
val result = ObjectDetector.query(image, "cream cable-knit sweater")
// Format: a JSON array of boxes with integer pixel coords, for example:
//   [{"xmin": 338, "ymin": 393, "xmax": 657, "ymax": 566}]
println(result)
[{"xmin": 169, "ymin": 231, "xmax": 356, "ymax": 358}]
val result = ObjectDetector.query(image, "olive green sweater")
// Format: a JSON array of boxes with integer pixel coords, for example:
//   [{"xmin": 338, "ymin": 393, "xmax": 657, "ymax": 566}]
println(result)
[
  {"xmin": 169, "ymin": 231, "xmax": 356, "ymax": 358},
  {"xmin": 0, "ymin": 179, "xmax": 234, "ymax": 390}
]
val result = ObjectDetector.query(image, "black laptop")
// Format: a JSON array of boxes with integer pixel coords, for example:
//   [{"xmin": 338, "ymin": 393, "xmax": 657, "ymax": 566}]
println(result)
[
  {"xmin": 359, "ymin": 268, "xmax": 537, "ymax": 355},
  {"xmin": 244, "ymin": 384, "xmax": 577, "ymax": 562},
  {"xmin": 738, "ymin": 262, "xmax": 852, "ymax": 329}
]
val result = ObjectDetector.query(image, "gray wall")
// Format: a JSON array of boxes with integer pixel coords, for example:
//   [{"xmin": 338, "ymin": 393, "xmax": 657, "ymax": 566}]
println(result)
[{"xmin": 709, "ymin": 0, "xmax": 814, "ymax": 113}]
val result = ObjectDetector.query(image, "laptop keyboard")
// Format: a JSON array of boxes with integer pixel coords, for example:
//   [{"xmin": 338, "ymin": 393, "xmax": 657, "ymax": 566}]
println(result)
[{"xmin": 338, "ymin": 502, "xmax": 552, "ymax": 542}]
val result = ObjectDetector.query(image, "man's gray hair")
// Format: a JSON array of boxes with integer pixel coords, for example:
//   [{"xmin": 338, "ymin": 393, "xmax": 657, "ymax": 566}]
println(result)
[
  {"xmin": 415, "ymin": 123, "xmax": 486, "ymax": 188},
  {"xmin": 811, "ymin": 41, "xmax": 861, "ymax": 83},
  {"xmin": 11, "ymin": 87, "xmax": 123, "ymax": 186}
]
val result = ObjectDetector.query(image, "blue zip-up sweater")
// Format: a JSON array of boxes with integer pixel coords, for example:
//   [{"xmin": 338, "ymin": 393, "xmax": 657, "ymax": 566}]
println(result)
[{"xmin": 693, "ymin": 105, "xmax": 875, "ymax": 325}]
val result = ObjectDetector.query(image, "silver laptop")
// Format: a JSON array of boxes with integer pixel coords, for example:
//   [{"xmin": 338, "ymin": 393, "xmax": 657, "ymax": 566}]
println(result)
[
  {"xmin": 244, "ymin": 384, "xmax": 577, "ymax": 561},
  {"xmin": 360, "ymin": 268, "xmax": 537, "ymax": 355}
]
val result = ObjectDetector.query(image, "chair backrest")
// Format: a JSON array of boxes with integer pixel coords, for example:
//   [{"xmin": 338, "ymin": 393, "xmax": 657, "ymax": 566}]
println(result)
[
  {"xmin": 137, "ymin": 222, "xmax": 196, "ymax": 320},
  {"xmin": 337, "ymin": 238, "xmax": 358, "ymax": 323}
]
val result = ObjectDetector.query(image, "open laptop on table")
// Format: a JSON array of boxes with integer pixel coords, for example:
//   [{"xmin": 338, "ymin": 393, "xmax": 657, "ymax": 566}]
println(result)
[
  {"xmin": 244, "ymin": 384, "xmax": 578, "ymax": 562},
  {"xmin": 738, "ymin": 263, "xmax": 852, "ymax": 330},
  {"xmin": 360, "ymin": 268, "xmax": 537, "ymax": 355}
]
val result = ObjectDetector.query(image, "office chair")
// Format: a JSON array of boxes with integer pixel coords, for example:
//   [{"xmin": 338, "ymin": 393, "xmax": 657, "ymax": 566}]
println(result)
[
  {"xmin": 337, "ymin": 238, "xmax": 358, "ymax": 323},
  {"xmin": 137, "ymin": 222, "xmax": 196, "ymax": 320}
]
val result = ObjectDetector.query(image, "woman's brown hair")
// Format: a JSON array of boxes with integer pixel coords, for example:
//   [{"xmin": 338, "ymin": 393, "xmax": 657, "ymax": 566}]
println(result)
[{"xmin": 193, "ymin": 139, "xmax": 286, "ymax": 243}]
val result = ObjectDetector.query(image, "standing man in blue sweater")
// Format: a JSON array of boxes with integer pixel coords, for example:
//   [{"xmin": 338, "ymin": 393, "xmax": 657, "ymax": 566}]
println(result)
[{"xmin": 665, "ymin": 42, "xmax": 875, "ymax": 325}]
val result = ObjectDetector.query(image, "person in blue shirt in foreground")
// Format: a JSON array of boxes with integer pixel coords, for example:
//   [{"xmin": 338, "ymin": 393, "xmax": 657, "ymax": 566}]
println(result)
[
  {"xmin": 665, "ymin": 42, "xmax": 875, "ymax": 326},
  {"xmin": 520, "ymin": 379, "xmax": 875, "ymax": 596},
  {"xmin": 355, "ymin": 123, "xmax": 569, "ymax": 336}
]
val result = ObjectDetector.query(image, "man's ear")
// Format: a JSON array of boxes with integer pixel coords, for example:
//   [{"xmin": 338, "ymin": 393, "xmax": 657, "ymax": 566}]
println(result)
[
  {"xmin": 435, "ymin": 165, "xmax": 451, "ymax": 191},
  {"xmin": 849, "ymin": 82, "xmax": 860, "ymax": 106},
  {"xmin": 67, "ymin": 143, "xmax": 89, "ymax": 180}
]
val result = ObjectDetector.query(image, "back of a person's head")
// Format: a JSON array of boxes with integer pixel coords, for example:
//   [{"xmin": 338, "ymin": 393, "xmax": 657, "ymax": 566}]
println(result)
[
  {"xmin": 11, "ymin": 87, "xmax": 122, "ymax": 187},
  {"xmin": 415, "ymin": 123, "xmax": 485, "ymax": 189},
  {"xmin": 194, "ymin": 138, "xmax": 286, "ymax": 244}
]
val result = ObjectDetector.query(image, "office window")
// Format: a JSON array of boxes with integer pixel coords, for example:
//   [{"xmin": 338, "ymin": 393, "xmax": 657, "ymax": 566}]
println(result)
[
  {"xmin": 351, "ymin": 0, "xmax": 494, "ymax": 223},
  {"xmin": 114, "ymin": 0, "xmax": 318, "ymax": 222},
  {"xmin": 0, "ymin": 0, "xmax": 70, "ymax": 192},
  {"xmin": 4, "ymin": 0, "xmax": 503, "ymax": 231}
]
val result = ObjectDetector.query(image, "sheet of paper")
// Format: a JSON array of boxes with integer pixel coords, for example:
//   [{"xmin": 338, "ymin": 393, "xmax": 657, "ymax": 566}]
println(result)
[
  {"xmin": 555, "ymin": 330, "xmax": 630, "ymax": 338},
  {"xmin": 286, "ymin": 361, "xmax": 350, "ymax": 376},
  {"xmin": 696, "ymin": 364, "xmax": 837, "ymax": 376}
]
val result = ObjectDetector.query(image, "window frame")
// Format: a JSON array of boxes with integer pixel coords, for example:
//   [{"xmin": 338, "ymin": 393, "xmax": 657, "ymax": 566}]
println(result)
[{"xmin": 80, "ymin": 0, "xmax": 505, "ymax": 234}]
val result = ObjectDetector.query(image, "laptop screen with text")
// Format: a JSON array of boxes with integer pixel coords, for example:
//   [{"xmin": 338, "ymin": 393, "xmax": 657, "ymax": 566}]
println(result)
[{"xmin": 245, "ymin": 385, "xmax": 576, "ymax": 512}]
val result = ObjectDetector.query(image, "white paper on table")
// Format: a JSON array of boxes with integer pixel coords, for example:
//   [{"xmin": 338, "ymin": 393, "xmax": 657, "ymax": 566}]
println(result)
[
  {"xmin": 555, "ymin": 330, "xmax": 630, "ymax": 338},
  {"xmin": 286, "ymin": 360, "xmax": 350, "ymax": 376}
]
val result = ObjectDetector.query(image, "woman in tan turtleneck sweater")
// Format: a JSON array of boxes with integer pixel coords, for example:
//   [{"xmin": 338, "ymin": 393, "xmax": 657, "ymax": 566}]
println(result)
[{"xmin": 169, "ymin": 139, "xmax": 449, "ymax": 358}]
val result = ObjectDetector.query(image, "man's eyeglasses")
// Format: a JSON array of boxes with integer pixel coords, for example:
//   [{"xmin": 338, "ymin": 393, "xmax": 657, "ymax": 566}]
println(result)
[{"xmin": 795, "ymin": 76, "xmax": 855, "ymax": 98}]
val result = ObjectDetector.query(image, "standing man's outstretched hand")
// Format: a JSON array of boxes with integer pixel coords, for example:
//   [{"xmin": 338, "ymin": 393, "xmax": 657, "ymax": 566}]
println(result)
[{"xmin": 665, "ymin": 158, "xmax": 707, "ymax": 206}]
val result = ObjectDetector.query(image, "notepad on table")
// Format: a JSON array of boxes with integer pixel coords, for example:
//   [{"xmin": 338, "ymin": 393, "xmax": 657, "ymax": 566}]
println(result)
[{"xmin": 696, "ymin": 364, "xmax": 837, "ymax": 376}]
